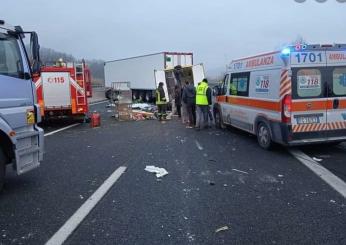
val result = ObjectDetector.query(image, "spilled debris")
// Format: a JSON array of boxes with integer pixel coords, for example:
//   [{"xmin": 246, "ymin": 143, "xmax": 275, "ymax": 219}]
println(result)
[
  {"xmin": 215, "ymin": 226, "xmax": 229, "ymax": 233},
  {"xmin": 312, "ymin": 157, "xmax": 323, "ymax": 162},
  {"xmin": 145, "ymin": 165, "xmax": 169, "ymax": 178},
  {"xmin": 195, "ymin": 140, "xmax": 204, "ymax": 151}
]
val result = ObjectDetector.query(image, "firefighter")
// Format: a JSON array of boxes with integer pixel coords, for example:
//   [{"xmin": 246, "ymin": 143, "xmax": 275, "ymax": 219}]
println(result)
[
  {"xmin": 156, "ymin": 82, "xmax": 167, "ymax": 121},
  {"xmin": 195, "ymin": 78, "xmax": 212, "ymax": 130},
  {"xmin": 56, "ymin": 58, "xmax": 66, "ymax": 67}
]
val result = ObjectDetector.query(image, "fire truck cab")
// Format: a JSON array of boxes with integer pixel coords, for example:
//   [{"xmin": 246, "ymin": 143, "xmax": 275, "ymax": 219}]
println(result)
[
  {"xmin": 34, "ymin": 61, "xmax": 90, "ymax": 120},
  {"xmin": 213, "ymin": 44, "xmax": 346, "ymax": 149}
]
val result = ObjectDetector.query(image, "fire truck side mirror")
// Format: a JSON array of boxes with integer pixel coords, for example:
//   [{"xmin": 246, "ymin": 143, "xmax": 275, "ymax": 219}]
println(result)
[{"xmin": 30, "ymin": 32, "xmax": 41, "ymax": 74}]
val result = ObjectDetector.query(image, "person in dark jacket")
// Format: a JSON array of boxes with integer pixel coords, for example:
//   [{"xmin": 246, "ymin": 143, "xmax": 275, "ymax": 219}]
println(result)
[
  {"xmin": 182, "ymin": 81, "xmax": 196, "ymax": 128},
  {"xmin": 156, "ymin": 82, "xmax": 167, "ymax": 121},
  {"xmin": 174, "ymin": 85, "xmax": 182, "ymax": 118}
]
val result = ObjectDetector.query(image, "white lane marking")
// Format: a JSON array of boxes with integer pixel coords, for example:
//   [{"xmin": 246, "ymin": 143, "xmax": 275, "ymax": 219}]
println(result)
[
  {"xmin": 45, "ymin": 166, "xmax": 127, "ymax": 245},
  {"xmin": 289, "ymin": 149, "xmax": 346, "ymax": 198},
  {"xmin": 195, "ymin": 140, "xmax": 203, "ymax": 151},
  {"xmin": 44, "ymin": 123, "xmax": 80, "ymax": 137},
  {"xmin": 88, "ymin": 100, "xmax": 108, "ymax": 106}
]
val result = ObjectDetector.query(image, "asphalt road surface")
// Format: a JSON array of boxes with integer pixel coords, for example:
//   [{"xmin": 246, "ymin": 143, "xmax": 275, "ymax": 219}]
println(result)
[{"xmin": 0, "ymin": 101, "xmax": 345, "ymax": 245}]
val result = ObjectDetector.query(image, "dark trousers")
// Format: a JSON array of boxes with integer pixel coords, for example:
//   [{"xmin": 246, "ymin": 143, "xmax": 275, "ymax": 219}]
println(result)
[
  {"xmin": 186, "ymin": 104, "xmax": 196, "ymax": 127},
  {"xmin": 157, "ymin": 104, "xmax": 167, "ymax": 120},
  {"xmin": 196, "ymin": 105, "xmax": 209, "ymax": 129},
  {"xmin": 176, "ymin": 104, "xmax": 181, "ymax": 118}
]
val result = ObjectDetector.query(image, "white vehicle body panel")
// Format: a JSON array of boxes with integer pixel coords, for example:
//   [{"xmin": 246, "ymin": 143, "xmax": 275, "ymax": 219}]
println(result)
[
  {"xmin": 192, "ymin": 64, "xmax": 206, "ymax": 86},
  {"xmin": 104, "ymin": 52, "xmax": 194, "ymax": 91},
  {"xmin": 154, "ymin": 70, "xmax": 169, "ymax": 102},
  {"xmin": 41, "ymin": 72, "xmax": 71, "ymax": 107}
]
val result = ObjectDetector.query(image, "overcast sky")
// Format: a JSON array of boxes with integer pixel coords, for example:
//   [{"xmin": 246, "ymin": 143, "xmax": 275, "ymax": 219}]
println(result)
[{"xmin": 1, "ymin": 0, "xmax": 346, "ymax": 75}]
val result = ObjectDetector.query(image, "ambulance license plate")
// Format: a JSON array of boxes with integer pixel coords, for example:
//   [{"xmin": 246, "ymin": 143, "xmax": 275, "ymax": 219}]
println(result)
[{"xmin": 296, "ymin": 116, "xmax": 319, "ymax": 124}]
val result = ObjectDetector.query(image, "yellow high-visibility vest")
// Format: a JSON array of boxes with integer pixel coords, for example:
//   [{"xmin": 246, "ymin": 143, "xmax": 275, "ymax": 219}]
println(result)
[{"xmin": 196, "ymin": 82, "xmax": 208, "ymax": 105}]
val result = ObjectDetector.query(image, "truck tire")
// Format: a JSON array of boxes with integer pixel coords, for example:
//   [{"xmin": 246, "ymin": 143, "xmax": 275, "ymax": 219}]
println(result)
[
  {"xmin": 0, "ymin": 148, "xmax": 6, "ymax": 192},
  {"xmin": 257, "ymin": 122, "xmax": 273, "ymax": 150},
  {"xmin": 214, "ymin": 109, "xmax": 226, "ymax": 129}
]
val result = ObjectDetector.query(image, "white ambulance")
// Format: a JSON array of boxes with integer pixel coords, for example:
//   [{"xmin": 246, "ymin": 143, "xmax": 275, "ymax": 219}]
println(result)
[{"xmin": 213, "ymin": 44, "xmax": 346, "ymax": 149}]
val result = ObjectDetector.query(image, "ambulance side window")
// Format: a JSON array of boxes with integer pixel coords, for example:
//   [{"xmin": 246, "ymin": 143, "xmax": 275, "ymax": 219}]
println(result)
[
  {"xmin": 332, "ymin": 67, "xmax": 346, "ymax": 97},
  {"xmin": 296, "ymin": 69, "xmax": 322, "ymax": 98},
  {"xmin": 230, "ymin": 72, "xmax": 250, "ymax": 97}
]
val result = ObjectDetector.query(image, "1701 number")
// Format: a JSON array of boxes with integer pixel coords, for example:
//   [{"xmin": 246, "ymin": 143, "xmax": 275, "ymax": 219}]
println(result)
[{"xmin": 295, "ymin": 53, "xmax": 322, "ymax": 63}]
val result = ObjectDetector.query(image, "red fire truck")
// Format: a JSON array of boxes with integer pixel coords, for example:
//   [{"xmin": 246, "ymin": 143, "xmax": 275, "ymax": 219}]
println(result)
[{"xmin": 34, "ymin": 60, "xmax": 91, "ymax": 120}]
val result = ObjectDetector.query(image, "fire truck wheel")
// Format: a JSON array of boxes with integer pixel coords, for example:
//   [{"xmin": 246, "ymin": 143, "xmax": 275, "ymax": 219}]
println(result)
[
  {"xmin": 0, "ymin": 148, "xmax": 6, "ymax": 192},
  {"xmin": 214, "ymin": 109, "xmax": 226, "ymax": 129},
  {"xmin": 257, "ymin": 122, "xmax": 273, "ymax": 150}
]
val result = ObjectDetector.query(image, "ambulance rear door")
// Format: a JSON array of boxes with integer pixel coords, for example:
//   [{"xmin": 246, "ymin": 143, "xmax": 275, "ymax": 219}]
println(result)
[
  {"xmin": 192, "ymin": 64, "xmax": 205, "ymax": 86},
  {"xmin": 290, "ymin": 49, "xmax": 328, "ymax": 141},
  {"xmin": 325, "ymin": 50, "xmax": 346, "ymax": 138}
]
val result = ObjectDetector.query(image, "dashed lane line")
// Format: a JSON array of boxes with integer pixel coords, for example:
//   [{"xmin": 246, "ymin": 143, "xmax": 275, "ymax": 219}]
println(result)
[
  {"xmin": 289, "ymin": 149, "xmax": 346, "ymax": 199},
  {"xmin": 88, "ymin": 100, "xmax": 108, "ymax": 106},
  {"xmin": 45, "ymin": 166, "xmax": 127, "ymax": 245},
  {"xmin": 44, "ymin": 123, "xmax": 80, "ymax": 137}
]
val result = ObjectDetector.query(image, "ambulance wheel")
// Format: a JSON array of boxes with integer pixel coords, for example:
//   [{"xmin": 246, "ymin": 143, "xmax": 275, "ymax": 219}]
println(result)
[
  {"xmin": 214, "ymin": 109, "xmax": 225, "ymax": 129},
  {"xmin": 0, "ymin": 148, "xmax": 6, "ymax": 192},
  {"xmin": 257, "ymin": 122, "xmax": 272, "ymax": 150}
]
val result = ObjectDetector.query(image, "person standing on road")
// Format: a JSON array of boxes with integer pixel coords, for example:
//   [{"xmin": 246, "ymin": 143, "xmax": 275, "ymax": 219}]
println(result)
[
  {"xmin": 182, "ymin": 81, "xmax": 196, "ymax": 128},
  {"xmin": 174, "ymin": 85, "xmax": 182, "ymax": 118},
  {"xmin": 195, "ymin": 78, "xmax": 212, "ymax": 130},
  {"xmin": 156, "ymin": 82, "xmax": 167, "ymax": 121}
]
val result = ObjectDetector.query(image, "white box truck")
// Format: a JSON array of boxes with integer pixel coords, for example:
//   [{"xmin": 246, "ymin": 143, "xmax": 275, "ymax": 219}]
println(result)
[{"xmin": 104, "ymin": 52, "xmax": 205, "ymax": 102}]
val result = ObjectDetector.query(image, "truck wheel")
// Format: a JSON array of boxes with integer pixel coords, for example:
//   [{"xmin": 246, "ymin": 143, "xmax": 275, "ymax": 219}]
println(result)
[
  {"xmin": 257, "ymin": 122, "xmax": 272, "ymax": 150},
  {"xmin": 214, "ymin": 109, "xmax": 226, "ymax": 129},
  {"xmin": 0, "ymin": 148, "xmax": 6, "ymax": 192}
]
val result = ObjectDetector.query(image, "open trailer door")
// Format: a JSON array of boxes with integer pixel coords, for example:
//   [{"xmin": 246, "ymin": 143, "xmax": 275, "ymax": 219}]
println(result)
[
  {"xmin": 154, "ymin": 69, "xmax": 170, "ymax": 102},
  {"xmin": 192, "ymin": 64, "xmax": 205, "ymax": 86}
]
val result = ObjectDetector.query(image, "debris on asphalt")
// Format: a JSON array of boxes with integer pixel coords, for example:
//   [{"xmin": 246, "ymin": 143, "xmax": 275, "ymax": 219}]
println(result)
[
  {"xmin": 215, "ymin": 226, "xmax": 229, "ymax": 233},
  {"xmin": 209, "ymin": 181, "xmax": 215, "ymax": 186},
  {"xmin": 312, "ymin": 157, "xmax": 323, "ymax": 162},
  {"xmin": 195, "ymin": 140, "xmax": 204, "ymax": 150},
  {"xmin": 131, "ymin": 103, "xmax": 156, "ymax": 112},
  {"xmin": 106, "ymin": 103, "xmax": 116, "ymax": 108},
  {"xmin": 232, "ymin": 168, "xmax": 249, "ymax": 174},
  {"xmin": 145, "ymin": 165, "xmax": 169, "ymax": 178},
  {"xmin": 132, "ymin": 110, "xmax": 155, "ymax": 120},
  {"xmin": 317, "ymin": 155, "xmax": 331, "ymax": 159},
  {"xmin": 260, "ymin": 175, "xmax": 278, "ymax": 183}
]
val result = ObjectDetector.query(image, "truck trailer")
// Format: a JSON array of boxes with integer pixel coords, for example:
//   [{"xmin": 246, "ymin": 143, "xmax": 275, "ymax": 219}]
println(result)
[{"xmin": 104, "ymin": 52, "xmax": 205, "ymax": 102}]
